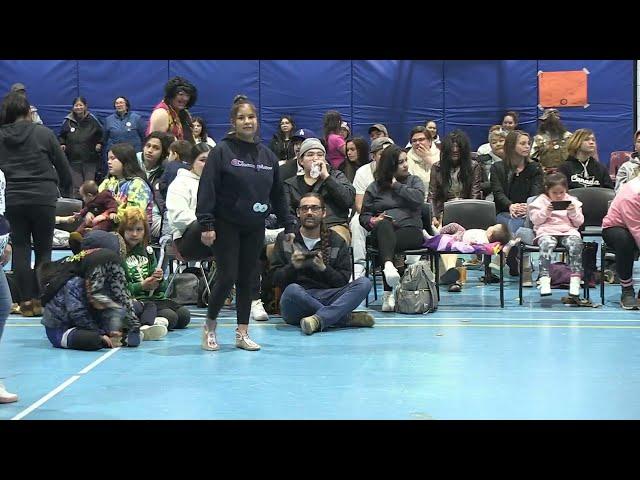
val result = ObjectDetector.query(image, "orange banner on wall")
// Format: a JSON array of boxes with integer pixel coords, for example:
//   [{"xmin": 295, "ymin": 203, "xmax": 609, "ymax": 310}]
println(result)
[{"xmin": 539, "ymin": 70, "xmax": 588, "ymax": 107}]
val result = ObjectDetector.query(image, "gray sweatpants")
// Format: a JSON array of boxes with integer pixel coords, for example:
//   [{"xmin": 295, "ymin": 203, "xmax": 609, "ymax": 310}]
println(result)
[{"xmin": 537, "ymin": 235, "xmax": 583, "ymax": 278}]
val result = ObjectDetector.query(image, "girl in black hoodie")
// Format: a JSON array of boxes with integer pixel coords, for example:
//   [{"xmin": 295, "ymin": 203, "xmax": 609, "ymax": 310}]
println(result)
[{"xmin": 196, "ymin": 96, "xmax": 296, "ymax": 352}]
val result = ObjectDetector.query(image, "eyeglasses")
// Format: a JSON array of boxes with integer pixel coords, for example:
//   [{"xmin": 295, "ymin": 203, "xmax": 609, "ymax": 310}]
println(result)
[
  {"xmin": 411, "ymin": 136, "xmax": 428, "ymax": 143},
  {"xmin": 297, "ymin": 205, "xmax": 324, "ymax": 213}
]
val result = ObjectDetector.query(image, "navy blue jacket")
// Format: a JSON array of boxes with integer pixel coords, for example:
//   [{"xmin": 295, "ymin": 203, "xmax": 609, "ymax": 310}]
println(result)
[
  {"xmin": 102, "ymin": 111, "xmax": 146, "ymax": 158},
  {"xmin": 196, "ymin": 134, "xmax": 296, "ymax": 233}
]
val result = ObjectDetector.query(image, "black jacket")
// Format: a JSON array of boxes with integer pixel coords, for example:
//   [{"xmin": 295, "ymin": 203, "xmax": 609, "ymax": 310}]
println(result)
[
  {"xmin": 270, "ymin": 229, "xmax": 351, "ymax": 290},
  {"xmin": 283, "ymin": 170, "xmax": 355, "ymax": 227},
  {"xmin": 0, "ymin": 120, "xmax": 72, "ymax": 206},
  {"xmin": 268, "ymin": 134, "xmax": 295, "ymax": 163},
  {"xmin": 558, "ymin": 156, "xmax": 614, "ymax": 190},
  {"xmin": 360, "ymin": 175, "xmax": 425, "ymax": 231},
  {"xmin": 59, "ymin": 112, "xmax": 103, "ymax": 165},
  {"xmin": 196, "ymin": 134, "xmax": 296, "ymax": 233},
  {"xmin": 490, "ymin": 160, "xmax": 543, "ymax": 214}
]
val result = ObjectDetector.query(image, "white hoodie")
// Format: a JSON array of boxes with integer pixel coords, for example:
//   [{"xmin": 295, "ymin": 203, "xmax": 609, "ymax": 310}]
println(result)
[{"xmin": 166, "ymin": 168, "xmax": 200, "ymax": 240}]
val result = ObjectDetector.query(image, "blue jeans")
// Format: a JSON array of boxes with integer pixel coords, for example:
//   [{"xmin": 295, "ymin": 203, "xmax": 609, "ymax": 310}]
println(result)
[
  {"xmin": 280, "ymin": 277, "xmax": 372, "ymax": 330},
  {"xmin": 496, "ymin": 212, "xmax": 526, "ymax": 237},
  {"xmin": 0, "ymin": 269, "xmax": 12, "ymax": 342}
]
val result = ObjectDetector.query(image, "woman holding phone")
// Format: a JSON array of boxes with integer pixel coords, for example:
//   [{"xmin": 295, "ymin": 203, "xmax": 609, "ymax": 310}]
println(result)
[{"xmin": 360, "ymin": 145, "xmax": 425, "ymax": 311}]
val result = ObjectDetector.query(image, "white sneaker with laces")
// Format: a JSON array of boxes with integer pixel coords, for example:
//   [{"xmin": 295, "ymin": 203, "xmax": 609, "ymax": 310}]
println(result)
[
  {"xmin": 140, "ymin": 324, "xmax": 168, "ymax": 341},
  {"xmin": 235, "ymin": 329, "xmax": 261, "ymax": 351},
  {"xmin": 569, "ymin": 276, "xmax": 581, "ymax": 297},
  {"xmin": 0, "ymin": 382, "xmax": 18, "ymax": 404},
  {"xmin": 250, "ymin": 299, "xmax": 269, "ymax": 321},
  {"xmin": 382, "ymin": 291, "xmax": 395, "ymax": 312}
]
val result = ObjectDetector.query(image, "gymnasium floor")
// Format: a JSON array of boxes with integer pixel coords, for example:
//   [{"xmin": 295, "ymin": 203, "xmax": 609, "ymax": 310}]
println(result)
[{"xmin": 1, "ymin": 256, "xmax": 640, "ymax": 420}]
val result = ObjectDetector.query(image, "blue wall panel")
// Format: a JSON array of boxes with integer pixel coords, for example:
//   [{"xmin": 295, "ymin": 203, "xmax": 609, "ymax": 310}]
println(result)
[
  {"xmin": 0, "ymin": 60, "xmax": 633, "ymax": 165},
  {"xmin": 259, "ymin": 60, "xmax": 351, "ymax": 142}
]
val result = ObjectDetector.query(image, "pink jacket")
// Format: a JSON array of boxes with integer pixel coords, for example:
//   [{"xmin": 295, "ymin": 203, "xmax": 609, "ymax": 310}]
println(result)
[
  {"xmin": 603, "ymin": 177, "xmax": 640, "ymax": 248},
  {"xmin": 528, "ymin": 193, "xmax": 584, "ymax": 242}
]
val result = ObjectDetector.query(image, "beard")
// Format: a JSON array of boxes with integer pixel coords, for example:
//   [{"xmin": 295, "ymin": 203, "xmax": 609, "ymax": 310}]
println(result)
[{"xmin": 539, "ymin": 116, "xmax": 567, "ymax": 138}]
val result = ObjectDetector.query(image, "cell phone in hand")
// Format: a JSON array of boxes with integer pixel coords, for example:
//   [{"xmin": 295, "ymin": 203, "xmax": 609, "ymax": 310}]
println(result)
[
  {"xmin": 551, "ymin": 200, "xmax": 571, "ymax": 210},
  {"xmin": 300, "ymin": 251, "xmax": 318, "ymax": 259}
]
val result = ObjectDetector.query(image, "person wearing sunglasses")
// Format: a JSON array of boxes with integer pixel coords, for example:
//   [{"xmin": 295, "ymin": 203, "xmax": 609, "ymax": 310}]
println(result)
[{"xmin": 271, "ymin": 192, "xmax": 373, "ymax": 335}]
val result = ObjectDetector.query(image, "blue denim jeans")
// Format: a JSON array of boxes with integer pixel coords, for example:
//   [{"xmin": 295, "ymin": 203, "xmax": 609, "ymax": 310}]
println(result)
[
  {"xmin": 280, "ymin": 277, "xmax": 372, "ymax": 330},
  {"xmin": 496, "ymin": 212, "xmax": 526, "ymax": 237},
  {"xmin": 0, "ymin": 269, "xmax": 13, "ymax": 342}
]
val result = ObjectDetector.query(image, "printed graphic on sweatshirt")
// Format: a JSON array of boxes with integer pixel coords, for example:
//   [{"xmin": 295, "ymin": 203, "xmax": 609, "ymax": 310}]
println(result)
[{"xmin": 230, "ymin": 159, "xmax": 273, "ymax": 171}]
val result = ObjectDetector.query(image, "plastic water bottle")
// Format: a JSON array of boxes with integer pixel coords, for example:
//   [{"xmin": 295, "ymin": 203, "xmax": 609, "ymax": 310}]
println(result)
[{"xmin": 310, "ymin": 163, "xmax": 321, "ymax": 179}]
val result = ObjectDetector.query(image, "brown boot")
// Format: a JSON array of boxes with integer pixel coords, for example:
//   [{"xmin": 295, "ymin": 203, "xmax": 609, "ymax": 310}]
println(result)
[
  {"xmin": 31, "ymin": 299, "xmax": 43, "ymax": 316},
  {"xmin": 19, "ymin": 300, "xmax": 34, "ymax": 317}
]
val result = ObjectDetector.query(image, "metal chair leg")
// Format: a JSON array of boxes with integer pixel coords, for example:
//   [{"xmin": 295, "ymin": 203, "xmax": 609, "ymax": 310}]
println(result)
[
  {"xmin": 519, "ymin": 243, "xmax": 524, "ymax": 305},
  {"xmin": 601, "ymin": 243, "xmax": 606, "ymax": 305},
  {"xmin": 500, "ymin": 250, "xmax": 504, "ymax": 308},
  {"xmin": 434, "ymin": 252, "xmax": 440, "ymax": 301}
]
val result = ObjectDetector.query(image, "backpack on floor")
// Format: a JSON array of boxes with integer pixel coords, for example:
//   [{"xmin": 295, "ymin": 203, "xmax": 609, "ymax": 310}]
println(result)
[
  {"xmin": 165, "ymin": 272, "xmax": 200, "ymax": 305},
  {"xmin": 394, "ymin": 260, "xmax": 438, "ymax": 314}
]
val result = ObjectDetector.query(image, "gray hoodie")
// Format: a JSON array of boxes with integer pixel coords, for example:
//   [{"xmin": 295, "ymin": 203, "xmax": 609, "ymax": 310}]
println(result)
[{"xmin": 614, "ymin": 130, "xmax": 640, "ymax": 193}]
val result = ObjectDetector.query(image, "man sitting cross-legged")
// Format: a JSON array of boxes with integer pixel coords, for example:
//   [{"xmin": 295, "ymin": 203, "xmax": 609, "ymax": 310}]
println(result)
[{"xmin": 271, "ymin": 193, "xmax": 374, "ymax": 335}]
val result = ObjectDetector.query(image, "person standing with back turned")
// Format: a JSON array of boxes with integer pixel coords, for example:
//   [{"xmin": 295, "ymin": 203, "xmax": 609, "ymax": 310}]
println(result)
[{"xmin": 196, "ymin": 95, "xmax": 296, "ymax": 351}]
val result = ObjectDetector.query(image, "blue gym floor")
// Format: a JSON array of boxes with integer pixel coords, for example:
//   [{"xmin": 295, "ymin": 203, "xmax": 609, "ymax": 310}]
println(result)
[{"xmin": 1, "ymin": 252, "xmax": 640, "ymax": 420}]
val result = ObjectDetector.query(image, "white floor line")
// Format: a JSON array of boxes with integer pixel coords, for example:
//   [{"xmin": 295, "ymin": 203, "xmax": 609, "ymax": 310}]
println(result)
[
  {"xmin": 11, "ymin": 347, "xmax": 121, "ymax": 420},
  {"xmin": 11, "ymin": 375, "xmax": 81, "ymax": 420},
  {"xmin": 78, "ymin": 347, "xmax": 121, "ymax": 374}
]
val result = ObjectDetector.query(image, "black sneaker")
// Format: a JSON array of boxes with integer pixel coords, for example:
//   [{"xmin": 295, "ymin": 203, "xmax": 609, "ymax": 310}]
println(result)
[
  {"xmin": 506, "ymin": 246, "xmax": 519, "ymax": 276},
  {"xmin": 440, "ymin": 267, "xmax": 460, "ymax": 285},
  {"xmin": 620, "ymin": 287, "xmax": 637, "ymax": 310}
]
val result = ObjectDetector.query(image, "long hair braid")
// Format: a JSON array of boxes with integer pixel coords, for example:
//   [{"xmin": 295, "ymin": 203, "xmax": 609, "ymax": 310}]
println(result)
[{"xmin": 320, "ymin": 220, "xmax": 331, "ymax": 266}]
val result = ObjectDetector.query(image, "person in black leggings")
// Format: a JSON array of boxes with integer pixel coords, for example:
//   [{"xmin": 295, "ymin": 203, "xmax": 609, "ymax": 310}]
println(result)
[
  {"xmin": 196, "ymin": 95, "xmax": 295, "ymax": 351},
  {"xmin": 602, "ymin": 177, "xmax": 640, "ymax": 309},
  {"xmin": 0, "ymin": 92, "xmax": 72, "ymax": 317},
  {"xmin": 360, "ymin": 145, "xmax": 425, "ymax": 311}
]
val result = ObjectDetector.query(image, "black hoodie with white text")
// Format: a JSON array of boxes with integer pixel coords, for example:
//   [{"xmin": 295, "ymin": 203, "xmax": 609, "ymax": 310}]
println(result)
[{"xmin": 558, "ymin": 155, "xmax": 614, "ymax": 190}]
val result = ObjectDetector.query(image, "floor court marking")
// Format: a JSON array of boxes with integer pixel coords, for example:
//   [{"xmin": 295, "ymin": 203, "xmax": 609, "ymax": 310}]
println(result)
[{"xmin": 11, "ymin": 347, "xmax": 121, "ymax": 420}]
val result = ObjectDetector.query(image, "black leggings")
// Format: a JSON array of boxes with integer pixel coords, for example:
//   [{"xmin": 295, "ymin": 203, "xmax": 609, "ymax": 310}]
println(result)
[
  {"xmin": 5, "ymin": 204, "xmax": 56, "ymax": 301},
  {"xmin": 207, "ymin": 219, "xmax": 265, "ymax": 325},
  {"xmin": 369, "ymin": 219, "xmax": 423, "ymax": 291},
  {"xmin": 602, "ymin": 227, "xmax": 638, "ymax": 284},
  {"xmin": 149, "ymin": 299, "xmax": 191, "ymax": 329}
]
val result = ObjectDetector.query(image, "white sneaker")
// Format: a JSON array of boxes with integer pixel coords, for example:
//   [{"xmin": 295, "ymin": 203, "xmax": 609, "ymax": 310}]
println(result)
[
  {"xmin": 538, "ymin": 276, "xmax": 552, "ymax": 296},
  {"xmin": 235, "ymin": 329, "xmax": 261, "ymax": 351},
  {"xmin": 250, "ymin": 299, "xmax": 269, "ymax": 322},
  {"xmin": 383, "ymin": 261, "xmax": 400, "ymax": 287},
  {"xmin": 0, "ymin": 382, "xmax": 18, "ymax": 404},
  {"xmin": 382, "ymin": 291, "xmax": 395, "ymax": 312},
  {"xmin": 154, "ymin": 317, "xmax": 169, "ymax": 328},
  {"xmin": 140, "ymin": 324, "xmax": 168, "ymax": 341}
]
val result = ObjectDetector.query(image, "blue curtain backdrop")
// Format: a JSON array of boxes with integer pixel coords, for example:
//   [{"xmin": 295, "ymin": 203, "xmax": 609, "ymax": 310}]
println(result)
[{"xmin": 0, "ymin": 60, "xmax": 633, "ymax": 165}]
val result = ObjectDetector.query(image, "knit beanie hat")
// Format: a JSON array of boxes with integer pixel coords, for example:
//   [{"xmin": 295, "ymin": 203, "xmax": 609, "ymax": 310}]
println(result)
[{"xmin": 299, "ymin": 138, "xmax": 326, "ymax": 158}]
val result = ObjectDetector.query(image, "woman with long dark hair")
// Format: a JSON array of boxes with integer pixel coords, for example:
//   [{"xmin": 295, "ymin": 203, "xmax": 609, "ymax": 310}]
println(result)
[
  {"xmin": 191, "ymin": 116, "xmax": 216, "ymax": 148},
  {"xmin": 428, "ymin": 130, "xmax": 482, "ymax": 226},
  {"xmin": 269, "ymin": 115, "xmax": 296, "ymax": 164},
  {"xmin": 491, "ymin": 130, "xmax": 543, "ymax": 281},
  {"xmin": 342, "ymin": 137, "xmax": 369, "ymax": 184},
  {"xmin": 360, "ymin": 145, "xmax": 425, "ymax": 311},
  {"xmin": 0, "ymin": 92, "xmax": 72, "ymax": 317}
]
